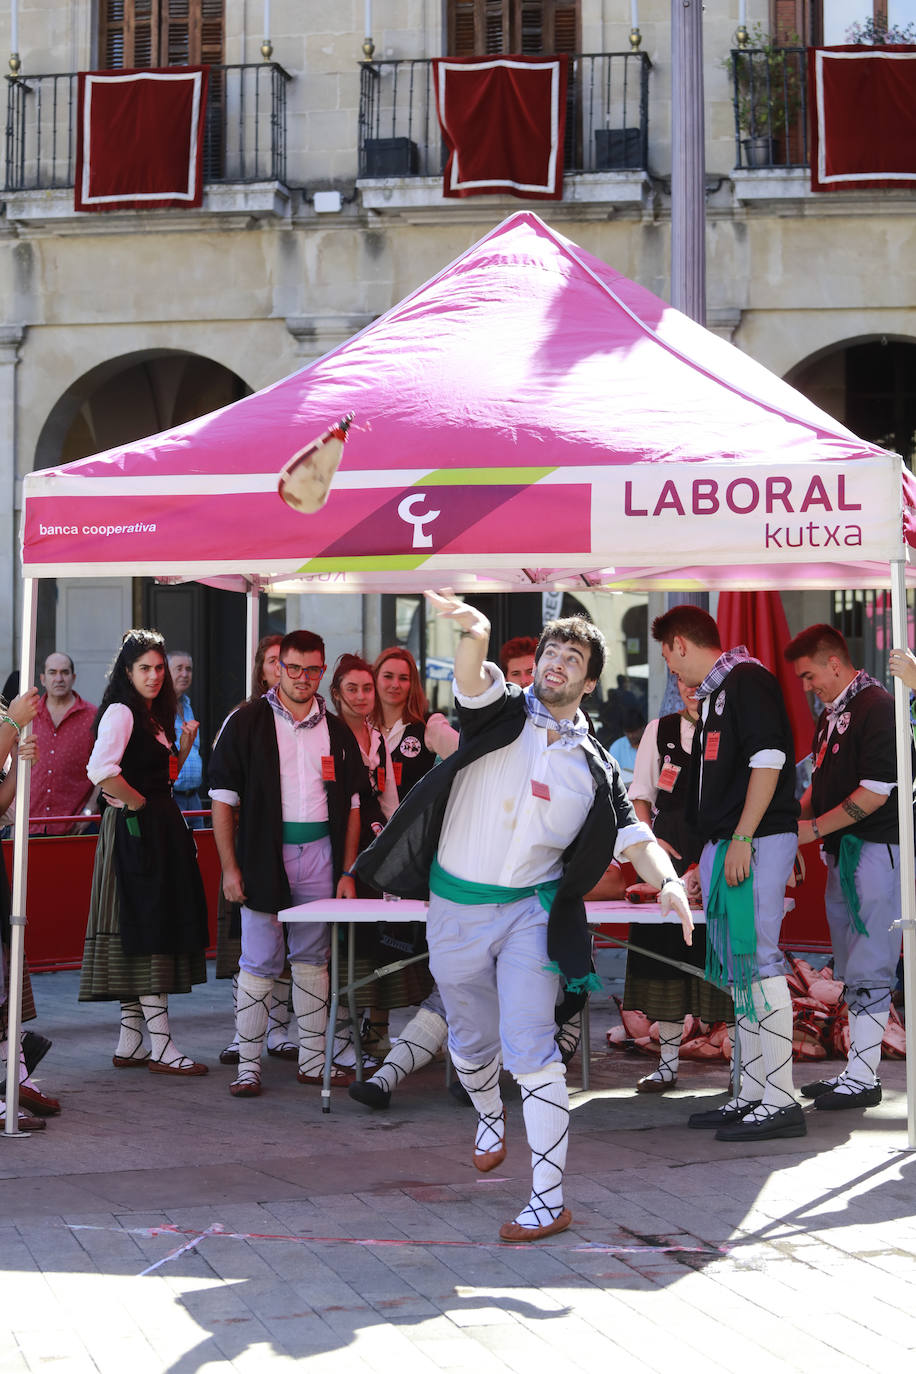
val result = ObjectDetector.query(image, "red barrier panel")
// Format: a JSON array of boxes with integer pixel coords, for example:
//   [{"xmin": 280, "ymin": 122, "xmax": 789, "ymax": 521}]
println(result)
[{"xmin": 3, "ymin": 830, "xmax": 222, "ymax": 972}]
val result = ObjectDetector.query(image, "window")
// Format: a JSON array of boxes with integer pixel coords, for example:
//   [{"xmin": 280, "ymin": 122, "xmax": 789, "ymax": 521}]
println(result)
[
  {"xmin": 98, "ymin": 0, "xmax": 224, "ymax": 70},
  {"xmin": 447, "ymin": 1, "xmax": 580, "ymax": 56},
  {"xmin": 784, "ymin": 1, "xmax": 916, "ymax": 45}
]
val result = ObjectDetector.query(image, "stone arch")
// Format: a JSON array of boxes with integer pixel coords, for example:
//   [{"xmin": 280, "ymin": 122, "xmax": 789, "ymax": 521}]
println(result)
[{"xmin": 785, "ymin": 333, "xmax": 916, "ymax": 468}]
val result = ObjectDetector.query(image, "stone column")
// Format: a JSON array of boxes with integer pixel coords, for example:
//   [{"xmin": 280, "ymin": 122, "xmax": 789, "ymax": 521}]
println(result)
[{"xmin": 0, "ymin": 326, "xmax": 25, "ymax": 673}]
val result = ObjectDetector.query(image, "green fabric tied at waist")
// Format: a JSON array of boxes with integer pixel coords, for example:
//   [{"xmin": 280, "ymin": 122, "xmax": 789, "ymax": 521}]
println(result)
[
  {"xmin": 705, "ymin": 837, "xmax": 758, "ymax": 1022},
  {"xmin": 429, "ymin": 858, "xmax": 602, "ymax": 995},
  {"xmin": 837, "ymin": 833, "xmax": 869, "ymax": 937},
  {"xmin": 429, "ymin": 856, "xmax": 558, "ymax": 915},
  {"xmin": 282, "ymin": 820, "xmax": 330, "ymax": 844}
]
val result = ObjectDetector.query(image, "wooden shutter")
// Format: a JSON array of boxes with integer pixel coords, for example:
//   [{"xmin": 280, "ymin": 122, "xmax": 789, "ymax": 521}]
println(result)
[
  {"xmin": 98, "ymin": 0, "xmax": 224, "ymax": 69},
  {"xmin": 447, "ymin": 1, "xmax": 578, "ymax": 54}
]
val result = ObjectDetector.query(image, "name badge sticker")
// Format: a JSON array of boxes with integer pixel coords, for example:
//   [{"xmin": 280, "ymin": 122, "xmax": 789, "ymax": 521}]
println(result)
[
  {"xmin": 657, "ymin": 761, "xmax": 681, "ymax": 792},
  {"xmin": 531, "ymin": 779, "xmax": 551, "ymax": 801},
  {"xmin": 321, "ymin": 755, "xmax": 336, "ymax": 782},
  {"xmin": 704, "ymin": 732, "xmax": 720, "ymax": 762},
  {"xmin": 814, "ymin": 740, "xmax": 827, "ymax": 771},
  {"xmin": 393, "ymin": 761, "xmax": 403, "ymax": 787}
]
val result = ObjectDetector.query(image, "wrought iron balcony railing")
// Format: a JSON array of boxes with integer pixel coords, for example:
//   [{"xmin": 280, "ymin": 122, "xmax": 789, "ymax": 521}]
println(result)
[
  {"xmin": 4, "ymin": 62, "xmax": 290, "ymax": 193},
  {"xmin": 358, "ymin": 53, "xmax": 651, "ymax": 179},
  {"xmin": 729, "ymin": 46, "xmax": 808, "ymax": 170}
]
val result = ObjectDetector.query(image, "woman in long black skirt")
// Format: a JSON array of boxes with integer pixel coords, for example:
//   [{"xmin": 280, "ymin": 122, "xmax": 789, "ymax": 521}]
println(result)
[{"xmin": 79, "ymin": 629, "xmax": 210, "ymax": 1074}]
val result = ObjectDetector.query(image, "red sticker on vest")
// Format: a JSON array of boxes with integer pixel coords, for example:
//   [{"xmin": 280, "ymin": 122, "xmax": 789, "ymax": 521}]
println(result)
[
  {"xmin": 815, "ymin": 740, "xmax": 827, "ymax": 771},
  {"xmin": 531, "ymin": 779, "xmax": 551, "ymax": 801},
  {"xmin": 657, "ymin": 762, "xmax": 681, "ymax": 792},
  {"xmin": 704, "ymin": 732, "xmax": 720, "ymax": 762},
  {"xmin": 393, "ymin": 761, "xmax": 403, "ymax": 787},
  {"xmin": 168, "ymin": 754, "xmax": 179, "ymax": 781},
  {"xmin": 321, "ymin": 755, "xmax": 336, "ymax": 782},
  {"xmin": 376, "ymin": 767, "xmax": 385, "ymax": 793}
]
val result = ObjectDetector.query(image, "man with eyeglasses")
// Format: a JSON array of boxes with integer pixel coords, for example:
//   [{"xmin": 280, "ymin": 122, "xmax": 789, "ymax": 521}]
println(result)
[{"xmin": 209, "ymin": 629, "xmax": 368, "ymax": 1099}]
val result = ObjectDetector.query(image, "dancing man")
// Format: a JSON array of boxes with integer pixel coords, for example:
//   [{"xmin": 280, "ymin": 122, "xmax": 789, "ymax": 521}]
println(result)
[{"xmin": 356, "ymin": 593, "xmax": 692, "ymax": 1242}]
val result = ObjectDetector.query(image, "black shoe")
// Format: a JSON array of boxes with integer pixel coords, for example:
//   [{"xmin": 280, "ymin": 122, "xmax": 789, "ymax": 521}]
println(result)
[
  {"xmin": 800, "ymin": 1078, "xmax": 840, "ymax": 1100},
  {"xmin": 688, "ymin": 1100, "xmax": 761, "ymax": 1129},
  {"xmin": 348, "ymin": 1079, "xmax": 391, "ymax": 1110},
  {"xmin": 814, "ymin": 1082, "xmax": 882, "ymax": 1111},
  {"xmin": 449, "ymin": 1078, "xmax": 473, "ymax": 1107},
  {"xmin": 715, "ymin": 1103, "xmax": 807, "ymax": 1141},
  {"xmin": 21, "ymin": 1032, "xmax": 52, "ymax": 1076}
]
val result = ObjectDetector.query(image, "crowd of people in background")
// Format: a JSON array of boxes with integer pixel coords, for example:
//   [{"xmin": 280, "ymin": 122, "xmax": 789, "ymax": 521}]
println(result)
[{"xmin": 0, "ymin": 601, "xmax": 910, "ymax": 1238}]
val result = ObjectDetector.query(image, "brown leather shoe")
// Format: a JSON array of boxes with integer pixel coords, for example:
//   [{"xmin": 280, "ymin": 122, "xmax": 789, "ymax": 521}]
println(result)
[
  {"xmin": 218, "ymin": 1046, "xmax": 240, "ymax": 1065},
  {"xmin": 266, "ymin": 1042, "xmax": 299, "ymax": 1061},
  {"xmin": 17, "ymin": 1083, "xmax": 61, "ymax": 1116},
  {"xmin": 0, "ymin": 1107, "xmax": 46, "ymax": 1132},
  {"xmin": 499, "ymin": 1208, "xmax": 572, "ymax": 1243},
  {"xmin": 636, "ymin": 1074, "xmax": 678, "ymax": 1094},
  {"xmin": 113, "ymin": 1053, "xmax": 151, "ymax": 1068},
  {"xmin": 297, "ymin": 1067, "xmax": 354, "ymax": 1087},
  {"xmin": 229, "ymin": 1077, "xmax": 262, "ymax": 1098},
  {"xmin": 148, "ymin": 1058, "xmax": 208, "ymax": 1076}
]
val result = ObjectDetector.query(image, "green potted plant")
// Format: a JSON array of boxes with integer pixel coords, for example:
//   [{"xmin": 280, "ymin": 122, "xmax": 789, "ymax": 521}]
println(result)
[{"xmin": 724, "ymin": 24, "xmax": 803, "ymax": 168}]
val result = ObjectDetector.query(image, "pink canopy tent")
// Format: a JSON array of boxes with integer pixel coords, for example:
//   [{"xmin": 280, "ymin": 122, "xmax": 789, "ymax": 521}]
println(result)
[{"xmin": 10, "ymin": 211, "xmax": 916, "ymax": 1140}]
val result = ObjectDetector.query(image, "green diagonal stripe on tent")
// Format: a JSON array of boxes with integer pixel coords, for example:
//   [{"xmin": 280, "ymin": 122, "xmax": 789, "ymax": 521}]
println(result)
[
  {"xmin": 417, "ymin": 467, "xmax": 556, "ymax": 486},
  {"xmin": 296, "ymin": 555, "xmax": 431, "ymax": 573}
]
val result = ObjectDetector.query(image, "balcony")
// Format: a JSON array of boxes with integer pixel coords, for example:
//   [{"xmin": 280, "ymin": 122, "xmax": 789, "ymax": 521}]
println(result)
[
  {"xmin": 3, "ymin": 62, "xmax": 291, "ymax": 223},
  {"xmin": 728, "ymin": 46, "xmax": 808, "ymax": 171},
  {"xmin": 357, "ymin": 53, "xmax": 651, "ymax": 216}
]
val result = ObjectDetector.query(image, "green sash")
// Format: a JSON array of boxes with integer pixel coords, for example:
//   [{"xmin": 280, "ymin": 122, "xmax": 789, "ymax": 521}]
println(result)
[
  {"xmin": 837, "ymin": 833, "xmax": 869, "ymax": 936},
  {"xmin": 428, "ymin": 857, "xmax": 601, "ymax": 997},
  {"xmin": 705, "ymin": 838, "xmax": 757, "ymax": 1020},
  {"xmin": 282, "ymin": 820, "xmax": 330, "ymax": 844}
]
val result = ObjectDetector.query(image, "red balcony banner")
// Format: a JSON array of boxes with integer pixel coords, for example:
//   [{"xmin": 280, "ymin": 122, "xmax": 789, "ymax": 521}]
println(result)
[
  {"xmin": 809, "ymin": 46, "xmax": 916, "ymax": 191},
  {"xmin": 75, "ymin": 67, "xmax": 209, "ymax": 212},
  {"xmin": 432, "ymin": 55, "xmax": 567, "ymax": 200}
]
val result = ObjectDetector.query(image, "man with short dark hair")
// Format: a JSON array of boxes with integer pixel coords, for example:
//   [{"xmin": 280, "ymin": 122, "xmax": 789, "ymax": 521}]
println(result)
[
  {"xmin": 30, "ymin": 651, "xmax": 97, "ymax": 835},
  {"xmin": 785, "ymin": 623, "xmax": 901, "ymax": 1111},
  {"xmin": 357, "ymin": 595, "xmax": 692, "ymax": 1242},
  {"xmin": 209, "ymin": 629, "xmax": 367, "ymax": 1098},
  {"xmin": 167, "ymin": 651, "xmax": 204, "ymax": 829},
  {"xmin": 653, "ymin": 604, "xmax": 803, "ymax": 1142}
]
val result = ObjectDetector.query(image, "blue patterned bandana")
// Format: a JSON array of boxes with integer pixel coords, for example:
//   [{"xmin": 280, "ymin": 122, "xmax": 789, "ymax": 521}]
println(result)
[
  {"xmin": 696, "ymin": 646, "xmax": 765, "ymax": 701},
  {"xmin": 523, "ymin": 685, "xmax": 591, "ymax": 749},
  {"xmin": 267, "ymin": 687, "xmax": 327, "ymax": 729}
]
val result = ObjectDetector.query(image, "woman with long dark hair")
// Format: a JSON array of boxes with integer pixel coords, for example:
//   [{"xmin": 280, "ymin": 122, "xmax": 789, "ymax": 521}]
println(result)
[{"xmin": 79, "ymin": 629, "xmax": 210, "ymax": 1073}]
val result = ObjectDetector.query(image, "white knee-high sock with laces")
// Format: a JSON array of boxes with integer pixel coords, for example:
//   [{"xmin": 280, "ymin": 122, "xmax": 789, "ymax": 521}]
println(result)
[
  {"xmin": 733, "ymin": 1014, "xmax": 764, "ymax": 1108},
  {"xmin": 140, "ymin": 994, "xmax": 194, "ymax": 1069},
  {"xmin": 266, "ymin": 977, "xmax": 293, "ymax": 1051},
  {"xmin": 234, "ymin": 970, "xmax": 272, "ymax": 1085},
  {"xmin": 642, "ymin": 1019, "xmax": 683, "ymax": 1085},
  {"xmin": 116, "ymin": 1000, "xmax": 148, "ymax": 1060},
  {"xmin": 451, "ymin": 1049, "xmax": 504, "ymax": 1157},
  {"xmin": 839, "ymin": 989, "xmax": 888, "ymax": 1091},
  {"xmin": 514, "ymin": 1062, "xmax": 570, "ymax": 1228},
  {"xmin": 371, "ymin": 1007, "xmax": 447, "ymax": 1094},
  {"xmin": 739, "ymin": 976, "xmax": 796, "ymax": 1123},
  {"xmin": 291, "ymin": 961, "xmax": 329, "ymax": 1077}
]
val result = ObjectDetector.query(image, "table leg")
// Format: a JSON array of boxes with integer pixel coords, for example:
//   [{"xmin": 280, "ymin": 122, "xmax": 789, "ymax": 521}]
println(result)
[
  {"xmin": 580, "ymin": 997, "xmax": 591, "ymax": 1091},
  {"xmin": 322, "ymin": 920, "xmax": 340, "ymax": 1114},
  {"xmin": 348, "ymin": 921, "xmax": 363, "ymax": 1083}
]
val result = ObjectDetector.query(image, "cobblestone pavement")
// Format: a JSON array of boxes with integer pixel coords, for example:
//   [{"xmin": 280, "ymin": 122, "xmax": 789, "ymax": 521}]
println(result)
[{"xmin": 2, "ymin": 963, "xmax": 914, "ymax": 1372}]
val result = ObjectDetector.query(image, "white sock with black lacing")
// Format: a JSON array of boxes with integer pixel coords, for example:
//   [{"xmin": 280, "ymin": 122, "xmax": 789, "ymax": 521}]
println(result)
[
  {"xmin": 291, "ymin": 961, "xmax": 329, "ymax": 1078},
  {"xmin": 266, "ymin": 977, "xmax": 294, "ymax": 1052},
  {"xmin": 116, "ymin": 1000, "xmax": 148, "ymax": 1061},
  {"xmin": 740, "ymin": 976, "xmax": 797, "ymax": 1123},
  {"xmin": 371, "ymin": 1006, "xmax": 447, "ymax": 1095},
  {"xmin": 222, "ymin": 974, "xmax": 240, "ymax": 1058},
  {"xmin": 837, "ymin": 990, "xmax": 888, "ymax": 1092},
  {"xmin": 451, "ymin": 1049, "xmax": 504, "ymax": 1159},
  {"xmin": 726, "ymin": 1013, "xmax": 764, "ymax": 1112},
  {"xmin": 233, "ymin": 970, "xmax": 272, "ymax": 1086},
  {"xmin": 513, "ymin": 1063, "xmax": 569, "ymax": 1229},
  {"xmin": 140, "ymin": 994, "xmax": 195, "ymax": 1069},
  {"xmin": 643, "ymin": 1019, "xmax": 683, "ymax": 1084}
]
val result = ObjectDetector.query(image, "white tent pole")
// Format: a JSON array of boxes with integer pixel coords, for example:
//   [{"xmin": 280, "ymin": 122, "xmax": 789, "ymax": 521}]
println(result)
[
  {"xmin": 245, "ymin": 578, "xmax": 261, "ymax": 689},
  {"xmin": 4, "ymin": 574, "xmax": 37, "ymax": 1137},
  {"xmin": 890, "ymin": 557, "xmax": 916, "ymax": 1148}
]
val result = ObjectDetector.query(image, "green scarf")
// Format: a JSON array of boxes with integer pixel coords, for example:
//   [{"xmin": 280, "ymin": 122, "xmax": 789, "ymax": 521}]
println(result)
[
  {"xmin": 705, "ymin": 838, "xmax": 757, "ymax": 1021},
  {"xmin": 428, "ymin": 858, "xmax": 601, "ymax": 997},
  {"xmin": 837, "ymin": 833, "xmax": 869, "ymax": 936}
]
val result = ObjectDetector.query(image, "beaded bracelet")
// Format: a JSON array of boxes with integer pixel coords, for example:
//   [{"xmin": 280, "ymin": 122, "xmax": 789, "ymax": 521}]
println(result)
[
  {"xmin": 0, "ymin": 713, "xmax": 22, "ymax": 737},
  {"xmin": 732, "ymin": 833, "xmax": 754, "ymax": 843}
]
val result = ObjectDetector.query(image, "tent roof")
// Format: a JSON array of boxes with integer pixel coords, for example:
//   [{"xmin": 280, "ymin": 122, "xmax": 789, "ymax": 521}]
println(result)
[{"xmin": 21, "ymin": 211, "xmax": 915, "ymax": 591}]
